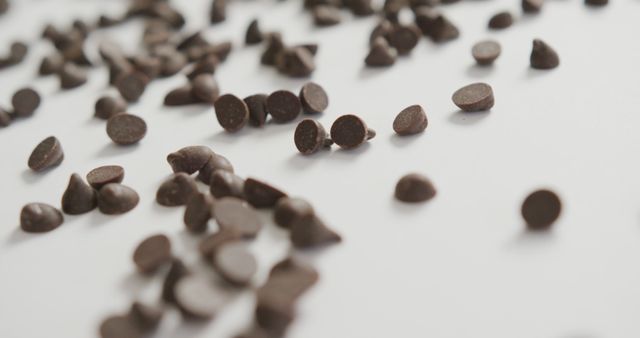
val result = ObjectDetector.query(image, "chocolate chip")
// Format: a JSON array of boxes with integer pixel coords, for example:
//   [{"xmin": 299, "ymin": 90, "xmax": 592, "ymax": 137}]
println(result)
[
  {"xmin": 156, "ymin": 48, "xmax": 187, "ymax": 77},
  {"xmin": 210, "ymin": 0, "xmax": 226, "ymax": 23},
  {"xmin": 59, "ymin": 63, "xmax": 88, "ymax": 89},
  {"xmin": 214, "ymin": 197, "xmax": 262, "ymax": 238},
  {"xmin": 244, "ymin": 178, "xmax": 287, "ymax": 208},
  {"xmin": 393, "ymin": 105, "xmax": 428, "ymax": 136},
  {"xmin": 20, "ymin": 203, "xmax": 64, "ymax": 233},
  {"xmin": 11, "ymin": 88, "xmax": 41, "ymax": 118},
  {"xmin": 214, "ymin": 94, "xmax": 250, "ymax": 132},
  {"xmin": 156, "ymin": 173, "xmax": 198, "ymax": 207},
  {"xmin": 274, "ymin": 197, "xmax": 314, "ymax": 229},
  {"xmin": 61, "ymin": 173, "xmax": 97, "ymax": 215},
  {"xmin": 133, "ymin": 234, "xmax": 172, "ymax": 274},
  {"xmin": 210, "ymin": 170, "xmax": 245, "ymax": 199},
  {"xmin": 266, "ymin": 90, "xmax": 302, "ymax": 123},
  {"xmin": 99, "ymin": 315, "xmax": 141, "ymax": 338},
  {"xmin": 2, "ymin": 41, "xmax": 27, "ymax": 66},
  {"xmin": 276, "ymin": 47, "xmax": 316, "ymax": 77},
  {"xmin": 297, "ymin": 43, "xmax": 318, "ymax": 56},
  {"xmin": 0, "ymin": 107, "xmax": 11, "ymax": 127},
  {"xmin": 175, "ymin": 275, "xmax": 229, "ymax": 320},
  {"xmin": 395, "ymin": 173, "xmax": 436, "ymax": 202},
  {"xmin": 161, "ymin": 259, "xmax": 190, "ymax": 303},
  {"xmin": 167, "ymin": 146, "xmax": 215, "ymax": 175},
  {"xmin": 98, "ymin": 15, "xmax": 123, "ymax": 28},
  {"xmin": 452, "ymin": 82, "xmax": 495, "ymax": 112},
  {"xmin": 191, "ymin": 74, "xmax": 219, "ymax": 103},
  {"xmin": 61, "ymin": 43, "xmax": 92, "ymax": 66},
  {"xmin": 388, "ymin": 24, "xmax": 421, "ymax": 55},
  {"xmin": 115, "ymin": 71, "xmax": 148, "ymax": 102},
  {"xmin": 313, "ymin": 5, "xmax": 342, "ymax": 26},
  {"xmin": 0, "ymin": 0, "xmax": 8, "ymax": 14},
  {"xmin": 530, "ymin": 39, "xmax": 559, "ymax": 70},
  {"xmin": 106, "ymin": 113, "xmax": 147, "ymax": 145},
  {"xmin": 488, "ymin": 11, "xmax": 514, "ymax": 30},
  {"xmin": 348, "ymin": 0, "xmax": 375, "ymax": 16},
  {"xmin": 244, "ymin": 94, "xmax": 268, "ymax": 127},
  {"xmin": 299, "ymin": 82, "xmax": 328, "ymax": 114},
  {"xmin": 522, "ymin": 0, "xmax": 543, "ymax": 13},
  {"xmin": 97, "ymin": 183, "xmax": 139, "ymax": 215},
  {"xmin": 585, "ymin": 0, "xmax": 608, "ymax": 6},
  {"xmin": 187, "ymin": 55, "xmax": 219, "ymax": 80},
  {"xmin": 199, "ymin": 230, "xmax": 243, "ymax": 258},
  {"xmin": 294, "ymin": 119, "xmax": 332, "ymax": 155},
  {"xmin": 184, "ymin": 192, "xmax": 215, "ymax": 233},
  {"xmin": 198, "ymin": 154, "xmax": 234, "ymax": 184},
  {"xmin": 330, "ymin": 114, "xmax": 376, "ymax": 149},
  {"xmin": 164, "ymin": 85, "xmax": 199, "ymax": 106},
  {"xmin": 369, "ymin": 20, "xmax": 393, "ymax": 45},
  {"xmin": 261, "ymin": 33, "xmax": 285, "ymax": 66},
  {"xmin": 414, "ymin": 8, "xmax": 459, "ymax": 43},
  {"xmin": 365, "ymin": 37, "xmax": 397, "ymax": 67},
  {"xmin": 129, "ymin": 301, "xmax": 163, "ymax": 331},
  {"xmin": 212, "ymin": 242, "xmax": 257, "ymax": 286},
  {"xmin": 521, "ymin": 189, "xmax": 562, "ymax": 230},
  {"xmin": 245, "ymin": 19, "xmax": 264, "ymax": 45},
  {"xmin": 28, "ymin": 136, "xmax": 64, "ymax": 172},
  {"xmin": 177, "ymin": 31, "xmax": 209, "ymax": 51},
  {"xmin": 290, "ymin": 214, "xmax": 341, "ymax": 249},
  {"xmin": 472, "ymin": 40, "xmax": 501, "ymax": 66},
  {"xmin": 95, "ymin": 96, "xmax": 127, "ymax": 120},
  {"xmin": 39, "ymin": 54, "xmax": 64, "ymax": 76},
  {"xmin": 87, "ymin": 165, "xmax": 125, "ymax": 189}
]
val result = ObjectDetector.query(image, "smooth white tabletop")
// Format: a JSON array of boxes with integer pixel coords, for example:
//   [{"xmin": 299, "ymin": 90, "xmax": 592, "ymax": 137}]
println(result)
[{"xmin": 1, "ymin": 0, "xmax": 639, "ymax": 337}]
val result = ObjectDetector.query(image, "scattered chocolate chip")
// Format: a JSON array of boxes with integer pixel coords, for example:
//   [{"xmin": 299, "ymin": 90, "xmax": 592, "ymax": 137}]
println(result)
[
  {"xmin": 133, "ymin": 234, "xmax": 172, "ymax": 274},
  {"xmin": 97, "ymin": 183, "xmax": 139, "ymax": 215},
  {"xmin": 187, "ymin": 55, "xmax": 219, "ymax": 80},
  {"xmin": 274, "ymin": 197, "xmax": 314, "ymax": 229},
  {"xmin": 348, "ymin": 0, "xmax": 375, "ymax": 16},
  {"xmin": 369, "ymin": 20, "xmax": 393, "ymax": 45},
  {"xmin": 472, "ymin": 40, "xmax": 501, "ymax": 66},
  {"xmin": 395, "ymin": 173, "xmax": 437, "ymax": 202},
  {"xmin": 175, "ymin": 275, "xmax": 229, "ymax": 319},
  {"xmin": 290, "ymin": 214, "xmax": 341, "ymax": 249},
  {"xmin": 330, "ymin": 114, "xmax": 376, "ymax": 149},
  {"xmin": 244, "ymin": 178, "xmax": 287, "ymax": 208},
  {"xmin": 95, "ymin": 96, "xmax": 127, "ymax": 120},
  {"xmin": 294, "ymin": 119, "xmax": 332, "ymax": 155},
  {"xmin": 59, "ymin": 63, "xmax": 88, "ymax": 89},
  {"xmin": 0, "ymin": 0, "xmax": 8, "ymax": 14},
  {"xmin": 276, "ymin": 47, "xmax": 316, "ymax": 77},
  {"xmin": 199, "ymin": 229, "xmax": 243, "ymax": 258},
  {"xmin": 299, "ymin": 82, "xmax": 328, "ymax": 114},
  {"xmin": 11, "ymin": 88, "xmax": 41, "ymax": 118},
  {"xmin": 115, "ymin": 71, "xmax": 148, "ymax": 102},
  {"xmin": 61, "ymin": 42, "xmax": 92, "ymax": 66},
  {"xmin": 393, "ymin": 105, "xmax": 428, "ymax": 136},
  {"xmin": 585, "ymin": 0, "xmax": 608, "ymax": 6},
  {"xmin": 488, "ymin": 11, "xmax": 514, "ymax": 30},
  {"xmin": 87, "ymin": 165, "xmax": 125, "ymax": 189},
  {"xmin": 522, "ymin": 0, "xmax": 543, "ymax": 13},
  {"xmin": 0, "ymin": 107, "xmax": 11, "ymax": 127},
  {"xmin": 28, "ymin": 136, "xmax": 64, "ymax": 172},
  {"xmin": 162, "ymin": 258, "xmax": 190, "ymax": 303},
  {"xmin": 210, "ymin": 0, "xmax": 226, "ymax": 23},
  {"xmin": 214, "ymin": 197, "xmax": 262, "ymax": 238},
  {"xmin": 297, "ymin": 43, "xmax": 318, "ymax": 56},
  {"xmin": 452, "ymin": 82, "xmax": 495, "ymax": 112},
  {"xmin": 530, "ymin": 39, "xmax": 559, "ymax": 70},
  {"xmin": 214, "ymin": 94, "xmax": 250, "ymax": 132},
  {"xmin": 184, "ymin": 192, "xmax": 215, "ymax": 233},
  {"xmin": 1, "ymin": 41, "xmax": 28, "ymax": 67},
  {"xmin": 99, "ymin": 315, "xmax": 142, "ymax": 338},
  {"xmin": 414, "ymin": 8, "xmax": 459, "ymax": 43},
  {"xmin": 130, "ymin": 55, "xmax": 161, "ymax": 80},
  {"xmin": 191, "ymin": 74, "xmax": 219, "ymax": 103},
  {"xmin": 39, "ymin": 54, "xmax": 64, "ymax": 76},
  {"xmin": 365, "ymin": 37, "xmax": 397, "ymax": 67},
  {"xmin": 521, "ymin": 189, "xmax": 562, "ymax": 230},
  {"xmin": 245, "ymin": 19, "xmax": 264, "ymax": 45},
  {"xmin": 164, "ymin": 85, "xmax": 199, "ymax": 106},
  {"xmin": 167, "ymin": 146, "xmax": 215, "ymax": 174},
  {"xmin": 98, "ymin": 15, "xmax": 123, "ymax": 28},
  {"xmin": 244, "ymin": 94, "xmax": 268, "ymax": 127},
  {"xmin": 266, "ymin": 90, "xmax": 302, "ymax": 123},
  {"xmin": 212, "ymin": 242, "xmax": 257, "ymax": 286},
  {"xmin": 106, "ymin": 113, "xmax": 147, "ymax": 145},
  {"xmin": 210, "ymin": 170, "xmax": 245, "ymax": 199},
  {"xmin": 129, "ymin": 301, "xmax": 163, "ymax": 331},
  {"xmin": 388, "ymin": 24, "xmax": 421, "ymax": 55},
  {"xmin": 20, "ymin": 203, "xmax": 64, "ymax": 233},
  {"xmin": 198, "ymin": 154, "xmax": 234, "ymax": 184},
  {"xmin": 61, "ymin": 173, "xmax": 97, "ymax": 215},
  {"xmin": 313, "ymin": 6, "xmax": 342, "ymax": 26},
  {"xmin": 156, "ymin": 173, "xmax": 199, "ymax": 207},
  {"xmin": 261, "ymin": 33, "xmax": 285, "ymax": 66}
]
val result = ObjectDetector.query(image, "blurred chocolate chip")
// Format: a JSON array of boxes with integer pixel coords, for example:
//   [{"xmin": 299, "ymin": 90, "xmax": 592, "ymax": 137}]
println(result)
[
  {"xmin": 415, "ymin": 8, "xmax": 459, "ymax": 42},
  {"xmin": 184, "ymin": 192, "xmax": 215, "ymax": 233},
  {"xmin": 106, "ymin": 113, "xmax": 147, "ymax": 145},
  {"xmin": 0, "ymin": 108, "xmax": 11, "ymax": 127},
  {"xmin": 198, "ymin": 154, "xmax": 234, "ymax": 184},
  {"xmin": 61, "ymin": 43, "xmax": 92, "ymax": 66},
  {"xmin": 20, "ymin": 203, "xmax": 64, "ymax": 233},
  {"xmin": 99, "ymin": 315, "xmax": 142, "ymax": 338},
  {"xmin": 330, "ymin": 114, "xmax": 376, "ymax": 149},
  {"xmin": 130, "ymin": 55, "xmax": 161, "ymax": 80},
  {"xmin": 313, "ymin": 6, "xmax": 342, "ymax": 26},
  {"xmin": 115, "ymin": 71, "xmax": 148, "ymax": 102},
  {"xmin": 61, "ymin": 173, "xmax": 97, "ymax": 215},
  {"xmin": 294, "ymin": 119, "xmax": 332, "ymax": 155},
  {"xmin": 266, "ymin": 90, "xmax": 301, "ymax": 123},
  {"xmin": 214, "ymin": 197, "xmax": 262, "ymax": 238},
  {"xmin": 452, "ymin": 82, "xmax": 495, "ymax": 112},
  {"xmin": 210, "ymin": 0, "xmax": 226, "ymax": 23},
  {"xmin": 191, "ymin": 74, "xmax": 219, "ymax": 103},
  {"xmin": 530, "ymin": 39, "xmax": 559, "ymax": 70},
  {"xmin": 156, "ymin": 173, "xmax": 199, "ymax": 207},
  {"xmin": 177, "ymin": 31, "xmax": 209, "ymax": 51},
  {"xmin": 290, "ymin": 214, "xmax": 341, "ymax": 249},
  {"xmin": 97, "ymin": 183, "xmax": 139, "ymax": 215},
  {"xmin": 210, "ymin": 170, "xmax": 245, "ymax": 199},
  {"xmin": 261, "ymin": 33, "xmax": 285, "ymax": 66},
  {"xmin": 365, "ymin": 37, "xmax": 397, "ymax": 67},
  {"xmin": 87, "ymin": 165, "xmax": 125, "ymax": 189},
  {"xmin": 214, "ymin": 94, "xmax": 250, "ymax": 132},
  {"xmin": 488, "ymin": 11, "xmax": 514, "ymax": 30},
  {"xmin": 162, "ymin": 259, "xmax": 190, "ymax": 303},
  {"xmin": 245, "ymin": 19, "xmax": 264, "ymax": 45},
  {"xmin": 164, "ymin": 85, "xmax": 199, "ymax": 106},
  {"xmin": 12, "ymin": 88, "xmax": 41, "ymax": 118},
  {"xmin": 167, "ymin": 146, "xmax": 215, "ymax": 174},
  {"xmin": 274, "ymin": 197, "xmax": 314, "ymax": 229},
  {"xmin": 28, "ymin": 136, "xmax": 64, "ymax": 172},
  {"xmin": 175, "ymin": 275, "xmax": 229, "ymax": 319},
  {"xmin": 393, "ymin": 105, "xmax": 428, "ymax": 136},
  {"xmin": 472, "ymin": 40, "xmax": 501, "ymax": 66},
  {"xmin": 187, "ymin": 55, "xmax": 219, "ymax": 80},
  {"xmin": 522, "ymin": 0, "xmax": 543, "ymax": 13},
  {"xmin": 244, "ymin": 94, "xmax": 268, "ymax": 127},
  {"xmin": 348, "ymin": 0, "xmax": 374, "ymax": 16},
  {"xmin": 129, "ymin": 301, "xmax": 163, "ymax": 331},
  {"xmin": 212, "ymin": 242, "xmax": 258, "ymax": 285},
  {"xmin": 98, "ymin": 15, "xmax": 123, "ymax": 28},
  {"xmin": 388, "ymin": 24, "xmax": 421, "ymax": 55},
  {"xmin": 585, "ymin": 0, "xmax": 608, "ymax": 6},
  {"xmin": 39, "ymin": 54, "xmax": 64, "ymax": 76},
  {"xmin": 299, "ymin": 82, "xmax": 328, "ymax": 114},
  {"xmin": 59, "ymin": 63, "xmax": 88, "ymax": 89},
  {"xmin": 521, "ymin": 189, "xmax": 562, "ymax": 230},
  {"xmin": 276, "ymin": 47, "xmax": 316, "ymax": 77},
  {"xmin": 95, "ymin": 96, "xmax": 127, "ymax": 120},
  {"xmin": 369, "ymin": 20, "xmax": 393, "ymax": 45},
  {"xmin": 244, "ymin": 178, "xmax": 287, "ymax": 208},
  {"xmin": 199, "ymin": 229, "xmax": 242, "ymax": 258},
  {"xmin": 395, "ymin": 173, "xmax": 436, "ymax": 202},
  {"xmin": 133, "ymin": 234, "xmax": 172, "ymax": 274}
]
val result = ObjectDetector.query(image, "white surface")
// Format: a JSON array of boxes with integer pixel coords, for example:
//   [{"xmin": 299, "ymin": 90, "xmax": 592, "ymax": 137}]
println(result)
[{"xmin": 1, "ymin": 0, "xmax": 640, "ymax": 337}]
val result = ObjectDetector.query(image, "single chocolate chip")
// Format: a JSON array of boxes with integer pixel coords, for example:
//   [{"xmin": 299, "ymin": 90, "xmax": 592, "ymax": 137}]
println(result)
[
  {"xmin": 294, "ymin": 119, "xmax": 332, "ymax": 155},
  {"xmin": 210, "ymin": 0, "xmax": 226, "ymax": 23},
  {"xmin": 167, "ymin": 146, "xmax": 215, "ymax": 174},
  {"xmin": 388, "ymin": 24, "xmax": 421, "ymax": 55},
  {"xmin": 393, "ymin": 105, "xmax": 428, "ymax": 136},
  {"xmin": 261, "ymin": 34, "xmax": 285, "ymax": 66},
  {"xmin": 87, "ymin": 165, "xmax": 125, "ymax": 189},
  {"xmin": 156, "ymin": 48, "xmax": 187, "ymax": 77},
  {"xmin": 299, "ymin": 82, "xmax": 328, "ymax": 114},
  {"xmin": 585, "ymin": 0, "xmax": 608, "ymax": 6},
  {"xmin": 266, "ymin": 90, "xmax": 301, "ymax": 123},
  {"xmin": 95, "ymin": 96, "xmax": 127, "ymax": 120},
  {"xmin": 244, "ymin": 178, "xmax": 287, "ymax": 208},
  {"xmin": 0, "ymin": 0, "xmax": 8, "ymax": 15},
  {"xmin": 97, "ymin": 183, "xmax": 139, "ymax": 215},
  {"xmin": 198, "ymin": 154, "xmax": 234, "ymax": 184},
  {"xmin": 245, "ymin": 19, "xmax": 263, "ymax": 45},
  {"xmin": 274, "ymin": 197, "xmax": 314, "ymax": 229},
  {"xmin": 133, "ymin": 234, "xmax": 172, "ymax": 274},
  {"xmin": 522, "ymin": 0, "xmax": 543, "ymax": 13},
  {"xmin": 244, "ymin": 94, "xmax": 268, "ymax": 127},
  {"xmin": 290, "ymin": 214, "xmax": 341, "ymax": 249},
  {"xmin": 156, "ymin": 173, "xmax": 199, "ymax": 207},
  {"xmin": 11, "ymin": 88, "xmax": 41, "ymax": 118},
  {"xmin": 275, "ymin": 47, "xmax": 315, "ymax": 78},
  {"xmin": 214, "ymin": 94, "xmax": 250, "ymax": 132},
  {"xmin": 199, "ymin": 229, "xmax": 242, "ymax": 258},
  {"xmin": 0, "ymin": 107, "xmax": 11, "ymax": 127},
  {"xmin": 191, "ymin": 74, "xmax": 219, "ymax": 103},
  {"xmin": 115, "ymin": 72, "xmax": 148, "ymax": 102},
  {"xmin": 414, "ymin": 8, "xmax": 459, "ymax": 43},
  {"xmin": 213, "ymin": 242, "xmax": 257, "ymax": 286},
  {"xmin": 39, "ymin": 54, "xmax": 64, "ymax": 76},
  {"xmin": 184, "ymin": 192, "xmax": 215, "ymax": 233},
  {"xmin": 106, "ymin": 113, "xmax": 147, "ymax": 145},
  {"xmin": 452, "ymin": 82, "xmax": 495, "ymax": 112},
  {"xmin": 330, "ymin": 114, "xmax": 376, "ymax": 149},
  {"xmin": 313, "ymin": 5, "xmax": 342, "ymax": 26},
  {"xmin": 161, "ymin": 259, "xmax": 190, "ymax": 303},
  {"xmin": 59, "ymin": 63, "xmax": 88, "ymax": 89},
  {"xmin": 530, "ymin": 39, "xmax": 559, "ymax": 70},
  {"xmin": 214, "ymin": 197, "xmax": 262, "ymax": 237},
  {"xmin": 521, "ymin": 189, "xmax": 562, "ymax": 230},
  {"xmin": 472, "ymin": 40, "xmax": 501, "ymax": 66},
  {"xmin": 7, "ymin": 41, "xmax": 28, "ymax": 64},
  {"xmin": 99, "ymin": 315, "xmax": 142, "ymax": 338},
  {"xmin": 365, "ymin": 37, "xmax": 397, "ymax": 67},
  {"xmin": 20, "ymin": 203, "xmax": 64, "ymax": 233},
  {"xmin": 348, "ymin": 0, "xmax": 375, "ymax": 16},
  {"xmin": 187, "ymin": 55, "xmax": 219, "ymax": 80},
  {"xmin": 175, "ymin": 275, "xmax": 229, "ymax": 319},
  {"xmin": 210, "ymin": 170, "xmax": 245, "ymax": 199},
  {"xmin": 164, "ymin": 85, "xmax": 199, "ymax": 106},
  {"xmin": 488, "ymin": 11, "xmax": 514, "ymax": 30},
  {"xmin": 395, "ymin": 173, "xmax": 436, "ymax": 202},
  {"xmin": 28, "ymin": 136, "xmax": 64, "ymax": 172},
  {"xmin": 61, "ymin": 173, "xmax": 97, "ymax": 215},
  {"xmin": 129, "ymin": 301, "xmax": 163, "ymax": 331},
  {"xmin": 369, "ymin": 20, "xmax": 393, "ymax": 45}
]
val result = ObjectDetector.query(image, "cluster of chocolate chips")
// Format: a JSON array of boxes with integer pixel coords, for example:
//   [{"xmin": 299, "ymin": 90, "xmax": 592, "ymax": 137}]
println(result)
[{"xmin": 0, "ymin": 87, "xmax": 41, "ymax": 128}]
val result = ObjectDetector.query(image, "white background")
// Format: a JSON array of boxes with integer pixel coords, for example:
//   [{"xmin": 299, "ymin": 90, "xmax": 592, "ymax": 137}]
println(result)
[{"xmin": 1, "ymin": 0, "xmax": 640, "ymax": 337}]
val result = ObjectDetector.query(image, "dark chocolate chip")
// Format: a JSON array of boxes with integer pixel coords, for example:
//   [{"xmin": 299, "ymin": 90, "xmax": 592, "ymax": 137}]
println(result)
[
  {"xmin": 59, "ymin": 63, "xmax": 88, "ymax": 89},
  {"xmin": 299, "ymin": 82, "xmax": 328, "ymax": 114},
  {"xmin": 97, "ymin": 183, "xmax": 139, "ymax": 215},
  {"xmin": 199, "ymin": 229, "xmax": 243, "ymax": 258},
  {"xmin": 133, "ymin": 234, "xmax": 172, "ymax": 274},
  {"xmin": 28, "ymin": 136, "xmax": 64, "ymax": 172},
  {"xmin": 388, "ymin": 24, "xmax": 421, "ymax": 55},
  {"xmin": 0, "ymin": 107, "xmax": 11, "ymax": 127},
  {"xmin": 198, "ymin": 154, "xmax": 234, "ymax": 184},
  {"xmin": 212, "ymin": 242, "xmax": 257, "ymax": 286},
  {"xmin": 369, "ymin": 20, "xmax": 393, "ymax": 45},
  {"xmin": 115, "ymin": 72, "xmax": 148, "ymax": 102},
  {"xmin": 210, "ymin": 0, "xmax": 226, "ymax": 23},
  {"xmin": 99, "ymin": 315, "xmax": 142, "ymax": 338},
  {"xmin": 210, "ymin": 170, "xmax": 245, "ymax": 199},
  {"xmin": 488, "ymin": 11, "xmax": 514, "ymax": 30},
  {"xmin": 530, "ymin": 39, "xmax": 559, "ymax": 70},
  {"xmin": 294, "ymin": 119, "xmax": 332, "ymax": 155},
  {"xmin": 290, "ymin": 214, "xmax": 342, "ymax": 249},
  {"xmin": 276, "ymin": 47, "xmax": 316, "ymax": 77},
  {"xmin": 175, "ymin": 275, "xmax": 229, "ymax": 319},
  {"xmin": 87, "ymin": 165, "xmax": 125, "ymax": 189},
  {"xmin": 39, "ymin": 54, "xmax": 64, "ymax": 76},
  {"xmin": 585, "ymin": 0, "xmax": 608, "ymax": 6},
  {"xmin": 130, "ymin": 55, "xmax": 161, "ymax": 80},
  {"xmin": 297, "ymin": 43, "xmax": 318, "ymax": 56},
  {"xmin": 129, "ymin": 301, "xmax": 163, "ymax": 331},
  {"xmin": 176, "ymin": 32, "xmax": 209, "ymax": 51},
  {"xmin": 348, "ymin": 0, "xmax": 375, "ymax": 16},
  {"xmin": 191, "ymin": 74, "xmax": 220, "ymax": 103},
  {"xmin": 330, "ymin": 114, "xmax": 376, "ymax": 149},
  {"xmin": 245, "ymin": 19, "xmax": 264, "ymax": 45},
  {"xmin": 266, "ymin": 90, "xmax": 301, "ymax": 123},
  {"xmin": 244, "ymin": 178, "xmax": 287, "ymax": 208},
  {"xmin": 395, "ymin": 173, "xmax": 437, "ymax": 202},
  {"xmin": 214, "ymin": 197, "xmax": 262, "ymax": 238},
  {"xmin": 393, "ymin": 105, "xmax": 428, "ymax": 136},
  {"xmin": 95, "ymin": 96, "xmax": 127, "ymax": 120},
  {"xmin": 522, "ymin": 0, "xmax": 543, "ymax": 13},
  {"xmin": 164, "ymin": 85, "xmax": 199, "ymax": 106},
  {"xmin": 414, "ymin": 8, "xmax": 459, "ymax": 42},
  {"xmin": 20, "ymin": 203, "xmax": 64, "ymax": 233},
  {"xmin": 61, "ymin": 43, "xmax": 92, "ymax": 66},
  {"xmin": 156, "ymin": 173, "xmax": 199, "ymax": 207},
  {"xmin": 365, "ymin": 37, "xmax": 397, "ymax": 67},
  {"xmin": 451, "ymin": 82, "xmax": 495, "ymax": 112},
  {"xmin": 184, "ymin": 192, "xmax": 215, "ymax": 233},
  {"xmin": 106, "ymin": 113, "xmax": 147, "ymax": 145},
  {"xmin": 187, "ymin": 55, "xmax": 219, "ymax": 80},
  {"xmin": 61, "ymin": 173, "xmax": 97, "ymax": 215},
  {"xmin": 274, "ymin": 197, "xmax": 314, "ymax": 229},
  {"xmin": 472, "ymin": 40, "xmax": 501, "ymax": 66},
  {"xmin": 261, "ymin": 33, "xmax": 285, "ymax": 66},
  {"xmin": 313, "ymin": 6, "xmax": 342, "ymax": 26},
  {"xmin": 244, "ymin": 94, "xmax": 269, "ymax": 127},
  {"xmin": 167, "ymin": 146, "xmax": 215, "ymax": 174},
  {"xmin": 161, "ymin": 259, "xmax": 190, "ymax": 303},
  {"xmin": 521, "ymin": 189, "xmax": 562, "ymax": 230},
  {"xmin": 11, "ymin": 88, "xmax": 41, "ymax": 118},
  {"xmin": 214, "ymin": 94, "xmax": 250, "ymax": 132}
]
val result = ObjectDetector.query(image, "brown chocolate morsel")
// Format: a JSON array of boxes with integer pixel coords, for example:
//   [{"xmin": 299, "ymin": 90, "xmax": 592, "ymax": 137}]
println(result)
[
  {"xmin": 156, "ymin": 173, "xmax": 199, "ymax": 207},
  {"xmin": 61, "ymin": 173, "xmax": 97, "ymax": 215},
  {"xmin": 243, "ymin": 178, "xmax": 287, "ymax": 208}
]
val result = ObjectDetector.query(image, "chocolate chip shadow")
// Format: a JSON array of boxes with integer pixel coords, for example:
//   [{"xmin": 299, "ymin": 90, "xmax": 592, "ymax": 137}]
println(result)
[{"xmin": 448, "ymin": 110, "xmax": 490, "ymax": 126}]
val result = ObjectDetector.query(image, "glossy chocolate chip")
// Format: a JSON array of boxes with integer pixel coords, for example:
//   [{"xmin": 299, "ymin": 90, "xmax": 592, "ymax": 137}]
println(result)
[
  {"xmin": 133, "ymin": 234, "xmax": 172, "ymax": 274},
  {"xmin": 393, "ymin": 105, "xmax": 428, "ymax": 136},
  {"xmin": 184, "ymin": 192, "xmax": 215, "ymax": 233},
  {"xmin": 214, "ymin": 197, "xmax": 262, "ymax": 238},
  {"xmin": 214, "ymin": 94, "xmax": 249, "ymax": 132},
  {"xmin": 330, "ymin": 114, "xmax": 376, "ymax": 149},
  {"xmin": 61, "ymin": 173, "xmax": 97, "ymax": 215},
  {"xmin": 97, "ymin": 183, "xmax": 139, "ymax": 215},
  {"xmin": 87, "ymin": 165, "xmax": 125, "ymax": 189},
  {"xmin": 167, "ymin": 146, "xmax": 215, "ymax": 175},
  {"xmin": 521, "ymin": 189, "xmax": 562, "ymax": 230},
  {"xmin": 395, "ymin": 173, "xmax": 437, "ymax": 202},
  {"xmin": 20, "ymin": 203, "xmax": 64, "ymax": 233},
  {"xmin": 452, "ymin": 83, "xmax": 495, "ymax": 112},
  {"xmin": 28, "ymin": 136, "xmax": 64, "ymax": 172},
  {"xmin": 106, "ymin": 114, "xmax": 147, "ymax": 145}
]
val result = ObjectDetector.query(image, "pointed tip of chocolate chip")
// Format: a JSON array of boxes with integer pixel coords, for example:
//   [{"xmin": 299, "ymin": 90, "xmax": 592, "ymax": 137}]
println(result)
[
  {"xmin": 245, "ymin": 19, "xmax": 263, "ymax": 45},
  {"xmin": 243, "ymin": 178, "xmax": 288, "ymax": 208},
  {"xmin": 530, "ymin": 39, "xmax": 560, "ymax": 70},
  {"xmin": 61, "ymin": 173, "xmax": 97, "ymax": 215},
  {"xmin": 365, "ymin": 38, "xmax": 397, "ymax": 67},
  {"xmin": 290, "ymin": 214, "xmax": 341, "ymax": 249},
  {"xmin": 395, "ymin": 173, "xmax": 437, "ymax": 203}
]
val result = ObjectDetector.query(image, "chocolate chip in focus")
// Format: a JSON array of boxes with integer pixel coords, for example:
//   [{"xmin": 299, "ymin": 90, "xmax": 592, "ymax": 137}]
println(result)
[
  {"xmin": 530, "ymin": 39, "xmax": 559, "ymax": 70},
  {"xmin": 133, "ymin": 234, "xmax": 172, "ymax": 274},
  {"xmin": 28, "ymin": 136, "xmax": 64, "ymax": 172},
  {"xmin": 294, "ymin": 119, "xmax": 332, "ymax": 155},
  {"xmin": 184, "ymin": 192, "xmax": 215, "ymax": 233},
  {"xmin": 472, "ymin": 40, "xmax": 501, "ymax": 66},
  {"xmin": 299, "ymin": 82, "xmax": 328, "ymax": 114},
  {"xmin": 244, "ymin": 94, "xmax": 268, "ymax": 127},
  {"xmin": 244, "ymin": 178, "xmax": 288, "ymax": 208},
  {"xmin": 521, "ymin": 189, "xmax": 562, "ymax": 230},
  {"xmin": 274, "ymin": 197, "xmax": 314, "ymax": 229},
  {"xmin": 11, "ymin": 88, "xmax": 41, "ymax": 118},
  {"xmin": 95, "ymin": 96, "xmax": 127, "ymax": 120},
  {"xmin": 97, "ymin": 183, "xmax": 140, "ymax": 215},
  {"xmin": 212, "ymin": 242, "xmax": 257, "ymax": 286},
  {"xmin": 214, "ymin": 94, "xmax": 249, "ymax": 132},
  {"xmin": 20, "ymin": 203, "xmax": 64, "ymax": 233},
  {"xmin": 330, "ymin": 114, "xmax": 376, "ymax": 149},
  {"xmin": 106, "ymin": 113, "xmax": 147, "ymax": 145},
  {"xmin": 214, "ymin": 197, "xmax": 263, "ymax": 238},
  {"xmin": 393, "ymin": 105, "xmax": 428, "ymax": 136},
  {"xmin": 156, "ymin": 173, "xmax": 199, "ymax": 207},
  {"xmin": 167, "ymin": 146, "xmax": 215, "ymax": 175},
  {"xmin": 87, "ymin": 165, "xmax": 125, "ymax": 189},
  {"xmin": 164, "ymin": 85, "xmax": 199, "ymax": 106},
  {"xmin": 61, "ymin": 173, "xmax": 97, "ymax": 215},
  {"xmin": 488, "ymin": 11, "xmax": 514, "ymax": 30},
  {"xmin": 266, "ymin": 90, "xmax": 302, "ymax": 123},
  {"xmin": 395, "ymin": 173, "xmax": 437, "ymax": 203},
  {"xmin": 451, "ymin": 82, "xmax": 495, "ymax": 112}
]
